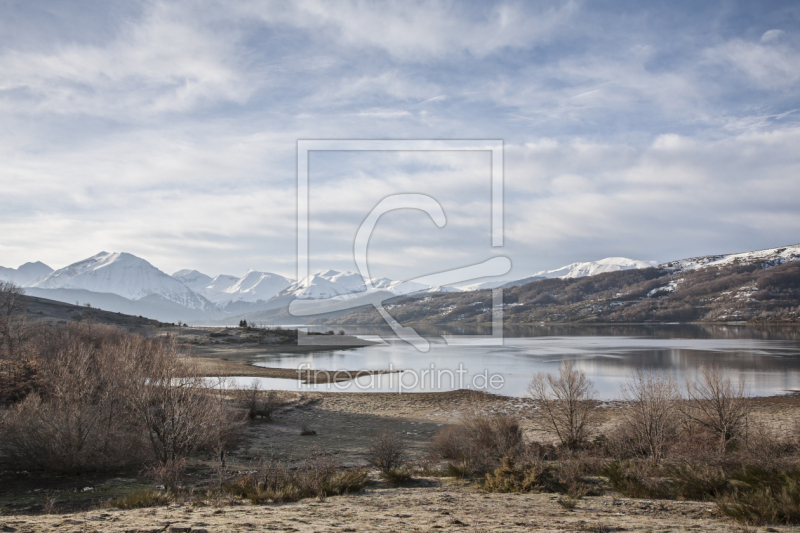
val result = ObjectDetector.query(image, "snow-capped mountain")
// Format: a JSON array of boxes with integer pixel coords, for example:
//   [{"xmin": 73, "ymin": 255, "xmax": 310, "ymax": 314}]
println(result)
[
  {"xmin": 193, "ymin": 274, "xmax": 239, "ymax": 301},
  {"xmin": 459, "ymin": 257, "xmax": 657, "ymax": 291},
  {"xmin": 279, "ymin": 270, "xmax": 381, "ymax": 300},
  {"xmin": 14, "ymin": 244, "xmax": 798, "ymax": 325},
  {"xmin": 662, "ymin": 243, "xmax": 800, "ymax": 273},
  {"xmin": 31, "ymin": 252, "xmax": 215, "ymax": 311},
  {"xmin": 212, "ymin": 270, "xmax": 293, "ymax": 304},
  {"xmin": 533, "ymin": 257, "xmax": 659, "ymax": 279},
  {"xmin": 277, "ymin": 269, "xmax": 453, "ymax": 300},
  {"xmin": 172, "ymin": 269, "xmax": 213, "ymax": 292},
  {"xmin": 0, "ymin": 261, "xmax": 53, "ymax": 286}
]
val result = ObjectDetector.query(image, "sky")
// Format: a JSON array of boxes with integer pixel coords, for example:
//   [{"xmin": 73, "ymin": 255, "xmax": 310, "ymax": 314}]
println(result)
[{"xmin": 1, "ymin": 0, "xmax": 799, "ymax": 283}]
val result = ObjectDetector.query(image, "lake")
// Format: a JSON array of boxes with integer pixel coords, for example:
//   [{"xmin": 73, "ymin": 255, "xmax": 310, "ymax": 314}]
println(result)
[{"xmin": 236, "ymin": 324, "xmax": 800, "ymax": 399}]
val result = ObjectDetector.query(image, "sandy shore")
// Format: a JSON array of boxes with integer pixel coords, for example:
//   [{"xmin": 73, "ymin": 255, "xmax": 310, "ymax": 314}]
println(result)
[{"xmin": 190, "ymin": 356, "xmax": 399, "ymax": 384}]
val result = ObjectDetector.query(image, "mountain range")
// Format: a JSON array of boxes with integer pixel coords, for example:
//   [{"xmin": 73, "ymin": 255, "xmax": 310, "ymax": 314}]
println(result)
[
  {"xmin": 2, "ymin": 244, "xmax": 797, "ymax": 324},
  {"xmin": 311, "ymin": 243, "xmax": 800, "ymax": 326}
]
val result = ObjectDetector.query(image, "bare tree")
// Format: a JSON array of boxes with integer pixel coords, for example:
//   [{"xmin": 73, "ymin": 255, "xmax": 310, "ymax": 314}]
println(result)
[
  {"xmin": 679, "ymin": 365, "xmax": 750, "ymax": 453},
  {"xmin": 241, "ymin": 380, "xmax": 282, "ymax": 420},
  {"xmin": 365, "ymin": 431, "xmax": 407, "ymax": 475},
  {"xmin": 528, "ymin": 361, "xmax": 598, "ymax": 449},
  {"xmin": 129, "ymin": 339, "xmax": 244, "ymax": 466},
  {"xmin": 619, "ymin": 369, "xmax": 680, "ymax": 461},
  {"xmin": 0, "ymin": 281, "xmax": 28, "ymax": 359}
]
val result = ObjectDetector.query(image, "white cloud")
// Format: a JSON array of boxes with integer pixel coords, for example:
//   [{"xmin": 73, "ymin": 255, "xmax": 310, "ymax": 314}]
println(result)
[
  {"xmin": 706, "ymin": 36, "xmax": 800, "ymax": 89},
  {"xmin": 241, "ymin": 0, "xmax": 577, "ymax": 60},
  {"xmin": 0, "ymin": 2, "xmax": 252, "ymax": 117},
  {"xmin": 1, "ymin": 1, "xmax": 799, "ymax": 281},
  {"xmin": 502, "ymin": 127, "xmax": 800, "ymax": 273}
]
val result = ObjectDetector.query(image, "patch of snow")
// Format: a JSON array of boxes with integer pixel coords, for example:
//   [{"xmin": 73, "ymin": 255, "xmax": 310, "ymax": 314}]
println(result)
[
  {"xmin": 533, "ymin": 257, "xmax": 659, "ymax": 279},
  {"xmin": 662, "ymin": 243, "xmax": 800, "ymax": 273}
]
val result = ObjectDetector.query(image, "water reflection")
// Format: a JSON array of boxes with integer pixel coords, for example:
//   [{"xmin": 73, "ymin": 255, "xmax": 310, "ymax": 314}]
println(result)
[{"xmin": 245, "ymin": 325, "xmax": 800, "ymax": 398}]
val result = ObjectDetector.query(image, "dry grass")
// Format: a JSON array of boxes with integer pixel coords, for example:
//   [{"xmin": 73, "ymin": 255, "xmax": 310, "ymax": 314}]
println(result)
[
  {"xmin": 107, "ymin": 490, "xmax": 173, "ymax": 510},
  {"xmin": 224, "ymin": 452, "xmax": 369, "ymax": 503}
]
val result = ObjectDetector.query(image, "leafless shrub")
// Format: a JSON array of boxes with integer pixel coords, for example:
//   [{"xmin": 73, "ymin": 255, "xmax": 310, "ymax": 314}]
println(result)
[
  {"xmin": 428, "ymin": 411, "xmax": 525, "ymax": 475},
  {"xmin": 0, "ymin": 322, "xmax": 245, "ymax": 475},
  {"xmin": 734, "ymin": 421, "xmax": 799, "ymax": 472},
  {"xmin": 461, "ymin": 412, "xmax": 524, "ymax": 460},
  {"xmin": 618, "ymin": 369, "xmax": 680, "ymax": 461},
  {"xmin": 679, "ymin": 365, "xmax": 751, "ymax": 453},
  {"xmin": 667, "ymin": 423, "xmax": 725, "ymax": 466},
  {"xmin": 0, "ymin": 357, "xmax": 41, "ymax": 404},
  {"xmin": 128, "ymin": 341, "xmax": 245, "ymax": 466},
  {"xmin": 0, "ymin": 282, "xmax": 40, "ymax": 404},
  {"xmin": 366, "ymin": 431, "xmax": 407, "ymax": 476},
  {"xmin": 0, "ymin": 323, "xmax": 148, "ymax": 473},
  {"xmin": 552, "ymin": 449, "xmax": 599, "ymax": 497},
  {"xmin": 0, "ymin": 281, "xmax": 29, "ymax": 360},
  {"xmin": 241, "ymin": 381, "xmax": 282, "ymax": 420},
  {"xmin": 428, "ymin": 424, "xmax": 470, "ymax": 460},
  {"xmin": 146, "ymin": 457, "xmax": 186, "ymax": 492},
  {"xmin": 528, "ymin": 361, "xmax": 599, "ymax": 449}
]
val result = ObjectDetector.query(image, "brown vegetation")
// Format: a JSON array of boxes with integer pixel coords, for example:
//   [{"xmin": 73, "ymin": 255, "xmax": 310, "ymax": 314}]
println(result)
[
  {"xmin": 528, "ymin": 361, "xmax": 599, "ymax": 449},
  {"xmin": 0, "ymin": 285, "xmax": 245, "ymax": 476}
]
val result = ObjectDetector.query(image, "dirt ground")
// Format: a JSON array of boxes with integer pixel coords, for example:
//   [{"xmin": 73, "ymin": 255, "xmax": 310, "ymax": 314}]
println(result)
[
  {"xmin": 4, "ymin": 390, "xmax": 800, "ymax": 531},
  {"xmin": 0, "ymin": 486, "xmax": 782, "ymax": 532},
  {"xmin": 239, "ymin": 389, "xmax": 800, "ymax": 465}
]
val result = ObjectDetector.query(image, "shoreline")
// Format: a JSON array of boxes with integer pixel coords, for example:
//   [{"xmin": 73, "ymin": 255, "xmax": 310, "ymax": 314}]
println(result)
[
  {"xmin": 190, "ymin": 356, "xmax": 400, "ymax": 384},
  {"xmin": 189, "ymin": 353, "xmax": 800, "ymax": 401}
]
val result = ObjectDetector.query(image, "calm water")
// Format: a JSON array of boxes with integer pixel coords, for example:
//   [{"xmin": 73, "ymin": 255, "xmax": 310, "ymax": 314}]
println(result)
[{"xmin": 235, "ymin": 324, "xmax": 800, "ymax": 399}]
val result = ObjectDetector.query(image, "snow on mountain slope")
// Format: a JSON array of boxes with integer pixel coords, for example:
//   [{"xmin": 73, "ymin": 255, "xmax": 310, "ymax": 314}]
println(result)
[
  {"xmin": 214, "ymin": 270, "xmax": 292, "ymax": 304},
  {"xmin": 279, "ymin": 270, "xmax": 373, "ymax": 300},
  {"xmin": 31, "ymin": 252, "xmax": 215, "ymax": 310},
  {"xmin": 459, "ymin": 258, "xmax": 656, "ymax": 292},
  {"xmin": 661, "ymin": 244, "xmax": 800, "ymax": 273},
  {"xmin": 199, "ymin": 274, "xmax": 240, "ymax": 300},
  {"xmin": 277, "ymin": 269, "xmax": 453, "ymax": 300},
  {"xmin": 172, "ymin": 269, "xmax": 213, "ymax": 291},
  {"xmin": 532, "ymin": 257, "xmax": 659, "ymax": 279},
  {"xmin": 459, "ymin": 280, "xmax": 509, "ymax": 291},
  {"xmin": 0, "ymin": 261, "xmax": 53, "ymax": 285}
]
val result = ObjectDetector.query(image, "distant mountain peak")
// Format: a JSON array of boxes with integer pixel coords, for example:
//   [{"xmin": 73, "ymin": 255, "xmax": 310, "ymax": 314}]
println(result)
[
  {"xmin": 0, "ymin": 260, "xmax": 54, "ymax": 286},
  {"xmin": 30, "ymin": 251, "xmax": 214, "ymax": 310}
]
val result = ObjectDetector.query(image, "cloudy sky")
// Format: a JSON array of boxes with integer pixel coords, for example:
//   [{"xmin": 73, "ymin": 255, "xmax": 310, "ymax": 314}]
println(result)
[{"xmin": 1, "ymin": 0, "xmax": 799, "ymax": 283}]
